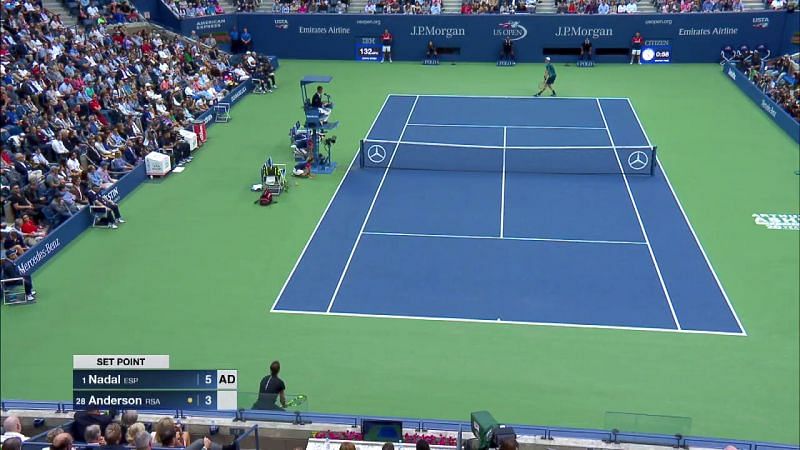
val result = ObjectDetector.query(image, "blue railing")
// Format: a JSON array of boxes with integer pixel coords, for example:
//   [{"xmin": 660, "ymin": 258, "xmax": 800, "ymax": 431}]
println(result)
[{"xmin": 3, "ymin": 399, "xmax": 797, "ymax": 449}]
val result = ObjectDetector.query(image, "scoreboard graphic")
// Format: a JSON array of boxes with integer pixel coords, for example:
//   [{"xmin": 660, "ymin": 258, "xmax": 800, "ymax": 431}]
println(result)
[{"xmin": 72, "ymin": 355, "xmax": 237, "ymax": 410}]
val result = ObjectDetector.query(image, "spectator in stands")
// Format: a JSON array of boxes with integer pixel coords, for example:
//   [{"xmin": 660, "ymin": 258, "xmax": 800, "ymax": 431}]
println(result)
[
  {"xmin": 52, "ymin": 433, "xmax": 74, "ymax": 450},
  {"xmin": 133, "ymin": 431, "xmax": 151, "ymax": 450},
  {"xmin": 152, "ymin": 418, "xmax": 189, "ymax": 447},
  {"xmin": 1, "ymin": 249, "xmax": 36, "ymax": 302},
  {"xmin": 1, "ymin": 438, "xmax": 22, "ymax": 450},
  {"xmin": 1, "ymin": 416, "xmax": 29, "ymax": 443},
  {"xmin": 18, "ymin": 215, "xmax": 47, "ymax": 246},
  {"xmin": 97, "ymin": 162, "xmax": 118, "ymax": 187},
  {"xmin": 158, "ymin": 430, "xmax": 179, "ymax": 448},
  {"xmin": 72, "ymin": 409, "xmax": 117, "ymax": 441},
  {"xmin": 499, "ymin": 438, "xmax": 518, "ymax": 450},
  {"xmin": 258, "ymin": 360, "xmax": 288, "ymax": 408},
  {"xmin": 9, "ymin": 185, "xmax": 36, "ymax": 220},
  {"xmin": 382, "ymin": 444, "xmax": 394, "ymax": 450},
  {"xmin": 340, "ymin": 444, "xmax": 356, "ymax": 450},
  {"xmin": 45, "ymin": 428, "xmax": 66, "ymax": 450},
  {"xmin": 416, "ymin": 441, "xmax": 430, "ymax": 450},
  {"xmin": 50, "ymin": 193, "xmax": 74, "ymax": 227},
  {"xmin": 749, "ymin": 54, "xmax": 800, "ymax": 120},
  {"xmin": 111, "ymin": 152, "xmax": 135, "ymax": 174},
  {"xmin": 125, "ymin": 424, "xmax": 146, "ymax": 446},
  {"xmin": 84, "ymin": 425, "xmax": 105, "ymax": 447},
  {"xmin": 100, "ymin": 424, "xmax": 126, "ymax": 450}
]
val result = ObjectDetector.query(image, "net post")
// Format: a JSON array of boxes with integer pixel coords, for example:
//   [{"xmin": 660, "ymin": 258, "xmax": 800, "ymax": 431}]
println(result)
[
  {"xmin": 359, "ymin": 140, "xmax": 365, "ymax": 168},
  {"xmin": 650, "ymin": 146, "xmax": 657, "ymax": 176}
]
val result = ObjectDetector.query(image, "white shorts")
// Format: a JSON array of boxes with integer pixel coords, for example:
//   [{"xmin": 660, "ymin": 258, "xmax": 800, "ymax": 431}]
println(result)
[
  {"xmin": 382, "ymin": 45, "xmax": 391, "ymax": 52},
  {"xmin": 631, "ymin": 49, "xmax": 641, "ymax": 55}
]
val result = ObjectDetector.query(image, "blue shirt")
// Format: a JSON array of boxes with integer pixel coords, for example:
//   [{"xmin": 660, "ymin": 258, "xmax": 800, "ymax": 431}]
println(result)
[
  {"xmin": 241, "ymin": 32, "xmax": 251, "ymax": 43},
  {"xmin": 229, "ymin": 30, "xmax": 239, "ymax": 40},
  {"xmin": 89, "ymin": 171, "xmax": 102, "ymax": 187}
]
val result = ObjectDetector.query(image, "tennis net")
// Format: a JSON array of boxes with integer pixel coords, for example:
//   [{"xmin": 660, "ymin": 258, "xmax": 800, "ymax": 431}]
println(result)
[{"xmin": 358, "ymin": 140, "xmax": 657, "ymax": 175}]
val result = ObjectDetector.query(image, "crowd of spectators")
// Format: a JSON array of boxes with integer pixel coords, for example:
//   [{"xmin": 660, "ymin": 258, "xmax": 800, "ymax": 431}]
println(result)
[
  {"xmin": 745, "ymin": 53, "xmax": 800, "ymax": 121},
  {"xmin": 163, "ymin": 0, "xmax": 225, "ymax": 17},
  {"xmin": 365, "ymin": 0, "xmax": 440, "ymax": 13},
  {"xmin": 554, "ymin": 0, "xmax": 642, "ymax": 13},
  {"xmin": 552, "ymin": 0, "xmax": 777, "ymax": 13},
  {"xmin": 1, "ymin": 0, "xmax": 256, "ymax": 247},
  {"xmin": 268, "ymin": 0, "xmax": 349, "ymax": 13},
  {"xmin": 460, "ymin": 0, "xmax": 536, "ymax": 13},
  {"xmin": 767, "ymin": 0, "xmax": 796, "ymax": 10},
  {"xmin": 74, "ymin": 0, "xmax": 143, "ymax": 27},
  {"xmin": 650, "ymin": 0, "xmax": 744, "ymax": 13},
  {"xmin": 236, "ymin": 0, "xmax": 260, "ymax": 12},
  {"xmin": 0, "ymin": 411, "xmax": 237, "ymax": 450}
]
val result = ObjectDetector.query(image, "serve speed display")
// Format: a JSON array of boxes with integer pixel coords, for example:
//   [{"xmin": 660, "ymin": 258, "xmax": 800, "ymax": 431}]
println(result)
[{"xmin": 356, "ymin": 37, "xmax": 381, "ymax": 62}]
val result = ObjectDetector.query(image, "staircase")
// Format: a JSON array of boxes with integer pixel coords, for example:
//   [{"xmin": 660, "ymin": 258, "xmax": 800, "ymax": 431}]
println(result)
[
  {"xmin": 219, "ymin": 0, "xmax": 238, "ymax": 12},
  {"xmin": 741, "ymin": 0, "xmax": 767, "ymax": 9},
  {"xmin": 42, "ymin": 0, "xmax": 78, "ymax": 26},
  {"xmin": 348, "ymin": 0, "xmax": 368, "ymax": 12}
]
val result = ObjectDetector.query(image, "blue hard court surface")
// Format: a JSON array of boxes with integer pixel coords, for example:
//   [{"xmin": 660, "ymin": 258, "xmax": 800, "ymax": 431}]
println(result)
[{"xmin": 272, "ymin": 95, "xmax": 745, "ymax": 335}]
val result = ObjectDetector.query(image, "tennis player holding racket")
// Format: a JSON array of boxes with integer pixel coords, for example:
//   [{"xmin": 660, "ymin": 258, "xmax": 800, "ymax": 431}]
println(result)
[{"xmin": 535, "ymin": 57, "xmax": 557, "ymax": 97}]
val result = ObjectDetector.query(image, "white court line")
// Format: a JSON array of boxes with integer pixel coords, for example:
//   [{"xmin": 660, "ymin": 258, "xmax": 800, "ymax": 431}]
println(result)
[
  {"xmin": 325, "ymin": 95, "xmax": 421, "ymax": 314},
  {"xmin": 363, "ymin": 139, "xmax": 649, "ymax": 151},
  {"xmin": 394, "ymin": 94, "xmax": 631, "ymax": 101},
  {"xmin": 407, "ymin": 123, "xmax": 607, "ymax": 131},
  {"xmin": 597, "ymin": 99, "xmax": 682, "ymax": 331},
  {"xmin": 626, "ymin": 98, "xmax": 746, "ymax": 336},
  {"xmin": 269, "ymin": 94, "xmax": 393, "ymax": 313},
  {"xmin": 362, "ymin": 231, "xmax": 647, "ymax": 246},
  {"xmin": 500, "ymin": 127, "xmax": 507, "ymax": 238},
  {"xmin": 273, "ymin": 308, "xmax": 747, "ymax": 337},
  {"xmin": 626, "ymin": 98, "xmax": 655, "ymax": 149},
  {"xmin": 660, "ymin": 165, "xmax": 748, "ymax": 335}
]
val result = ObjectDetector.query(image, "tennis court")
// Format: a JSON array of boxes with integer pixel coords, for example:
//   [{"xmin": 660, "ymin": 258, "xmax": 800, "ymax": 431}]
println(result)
[{"xmin": 272, "ymin": 94, "xmax": 745, "ymax": 335}]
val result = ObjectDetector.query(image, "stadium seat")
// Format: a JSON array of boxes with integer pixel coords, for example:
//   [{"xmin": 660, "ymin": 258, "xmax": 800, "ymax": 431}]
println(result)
[
  {"xmin": 2, "ymin": 278, "xmax": 28, "ymax": 305},
  {"xmin": 215, "ymin": 103, "xmax": 231, "ymax": 123},
  {"xmin": 90, "ymin": 205, "xmax": 112, "ymax": 228},
  {"xmin": 262, "ymin": 162, "xmax": 288, "ymax": 196}
]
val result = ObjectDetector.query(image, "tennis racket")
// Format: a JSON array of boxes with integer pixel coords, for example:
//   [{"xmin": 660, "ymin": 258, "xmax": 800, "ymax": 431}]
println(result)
[
  {"xmin": 538, "ymin": 79, "xmax": 547, "ymax": 90},
  {"xmin": 285, "ymin": 394, "xmax": 307, "ymax": 408}
]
